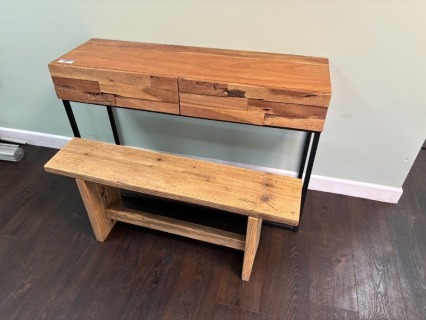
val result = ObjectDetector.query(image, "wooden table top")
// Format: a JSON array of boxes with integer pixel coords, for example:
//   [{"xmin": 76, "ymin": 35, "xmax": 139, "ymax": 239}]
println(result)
[
  {"xmin": 50, "ymin": 39, "xmax": 331, "ymax": 101},
  {"xmin": 49, "ymin": 39, "xmax": 331, "ymax": 131}
]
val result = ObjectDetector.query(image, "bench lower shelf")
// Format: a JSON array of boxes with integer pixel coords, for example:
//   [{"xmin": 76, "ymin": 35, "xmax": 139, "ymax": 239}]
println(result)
[{"xmin": 106, "ymin": 205, "xmax": 246, "ymax": 251}]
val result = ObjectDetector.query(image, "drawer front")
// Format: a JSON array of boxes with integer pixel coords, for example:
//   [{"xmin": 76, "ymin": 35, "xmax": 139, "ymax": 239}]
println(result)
[
  {"xmin": 50, "ymin": 65, "xmax": 178, "ymax": 113},
  {"xmin": 248, "ymin": 100, "xmax": 327, "ymax": 131},
  {"xmin": 180, "ymin": 93, "xmax": 264, "ymax": 125},
  {"xmin": 116, "ymin": 96, "xmax": 179, "ymax": 115},
  {"xmin": 179, "ymin": 88, "xmax": 328, "ymax": 131},
  {"xmin": 55, "ymin": 89, "xmax": 116, "ymax": 106},
  {"xmin": 50, "ymin": 67, "xmax": 328, "ymax": 131},
  {"xmin": 178, "ymin": 79, "xmax": 330, "ymax": 107},
  {"xmin": 100, "ymin": 83, "xmax": 178, "ymax": 103}
]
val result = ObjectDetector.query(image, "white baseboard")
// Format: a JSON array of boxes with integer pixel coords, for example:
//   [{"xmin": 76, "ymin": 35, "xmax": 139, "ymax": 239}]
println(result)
[
  {"xmin": 0, "ymin": 127, "xmax": 402, "ymax": 203},
  {"xmin": 0, "ymin": 127, "xmax": 71, "ymax": 149},
  {"xmin": 308, "ymin": 175, "xmax": 402, "ymax": 203}
]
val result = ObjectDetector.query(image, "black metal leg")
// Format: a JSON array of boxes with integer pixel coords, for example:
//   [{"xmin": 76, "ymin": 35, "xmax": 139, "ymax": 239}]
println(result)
[
  {"xmin": 298, "ymin": 132, "xmax": 312, "ymax": 179},
  {"xmin": 264, "ymin": 131, "xmax": 320, "ymax": 232},
  {"xmin": 107, "ymin": 106, "xmax": 121, "ymax": 145},
  {"xmin": 301, "ymin": 132, "xmax": 320, "ymax": 211},
  {"xmin": 62, "ymin": 100, "xmax": 80, "ymax": 138}
]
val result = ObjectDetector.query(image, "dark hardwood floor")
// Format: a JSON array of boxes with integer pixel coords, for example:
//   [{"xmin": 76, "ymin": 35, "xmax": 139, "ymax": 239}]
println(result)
[{"xmin": 0, "ymin": 145, "xmax": 425, "ymax": 320}]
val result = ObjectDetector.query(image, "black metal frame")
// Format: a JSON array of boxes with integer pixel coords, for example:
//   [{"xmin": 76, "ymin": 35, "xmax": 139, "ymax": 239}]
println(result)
[
  {"xmin": 63, "ymin": 100, "xmax": 121, "ymax": 145},
  {"xmin": 62, "ymin": 100, "xmax": 321, "ymax": 232},
  {"xmin": 62, "ymin": 100, "xmax": 80, "ymax": 138},
  {"xmin": 107, "ymin": 106, "xmax": 121, "ymax": 145}
]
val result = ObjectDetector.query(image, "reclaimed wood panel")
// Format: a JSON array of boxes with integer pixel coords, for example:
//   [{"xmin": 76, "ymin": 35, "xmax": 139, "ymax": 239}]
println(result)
[
  {"xmin": 49, "ymin": 39, "xmax": 331, "ymax": 131},
  {"xmin": 115, "ymin": 97, "xmax": 179, "ymax": 114},
  {"xmin": 44, "ymin": 138, "xmax": 301, "ymax": 226},
  {"xmin": 52, "ymin": 77, "xmax": 101, "ymax": 93},
  {"xmin": 150, "ymin": 75, "xmax": 178, "ymax": 91},
  {"xmin": 181, "ymin": 103, "xmax": 264, "ymax": 126},
  {"xmin": 180, "ymin": 93, "xmax": 247, "ymax": 110},
  {"xmin": 178, "ymin": 79, "xmax": 230, "ymax": 97},
  {"xmin": 100, "ymin": 83, "xmax": 178, "ymax": 103},
  {"xmin": 264, "ymin": 114, "xmax": 325, "ymax": 132},
  {"xmin": 249, "ymin": 100, "xmax": 327, "ymax": 131},
  {"xmin": 49, "ymin": 65, "xmax": 152, "ymax": 86},
  {"xmin": 54, "ymin": 88, "xmax": 116, "ymax": 106},
  {"xmin": 248, "ymin": 99, "xmax": 327, "ymax": 117},
  {"xmin": 179, "ymin": 79, "xmax": 330, "ymax": 107},
  {"xmin": 49, "ymin": 38, "xmax": 331, "ymax": 105}
]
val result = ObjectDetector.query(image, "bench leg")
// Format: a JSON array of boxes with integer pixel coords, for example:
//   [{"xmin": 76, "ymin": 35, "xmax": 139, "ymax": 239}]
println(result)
[
  {"xmin": 242, "ymin": 217, "xmax": 262, "ymax": 281},
  {"xmin": 76, "ymin": 179, "xmax": 122, "ymax": 242}
]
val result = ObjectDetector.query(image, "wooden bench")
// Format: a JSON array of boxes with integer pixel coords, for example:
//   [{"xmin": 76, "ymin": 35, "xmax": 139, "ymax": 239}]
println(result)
[{"xmin": 45, "ymin": 138, "xmax": 301, "ymax": 281}]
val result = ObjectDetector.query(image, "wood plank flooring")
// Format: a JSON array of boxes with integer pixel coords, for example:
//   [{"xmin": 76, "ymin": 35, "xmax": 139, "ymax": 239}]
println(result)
[{"xmin": 0, "ymin": 145, "xmax": 425, "ymax": 320}]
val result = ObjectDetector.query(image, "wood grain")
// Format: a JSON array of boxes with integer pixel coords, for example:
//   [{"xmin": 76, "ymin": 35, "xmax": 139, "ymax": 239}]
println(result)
[
  {"xmin": 52, "ymin": 77, "xmax": 101, "ymax": 93},
  {"xmin": 76, "ymin": 179, "xmax": 122, "ymax": 241},
  {"xmin": 210, "ymin": 304, "xmax": 259, "ymax": 320},
  {"xmin": 349, "ymin": 198, "xmax": 407, "ymax": 320},
  {"xmin": 99, "ymin": 83, "xmax": 178, "ymax": 103},
  {"xmin": 259, "ymin": 229, "xmax": 311, "ymax": 319},
  {"xmin": 44, "ymin": 138, "xmax": 301, "ymax": 226},
  {"xmin": 106, "ymin": 205, "xmax": 246, "ymax": 250},
  {"xmin": 309, "ymin": 192, "xmax": 358, "ymax": 312},
  {"xmin": 115, "ymin": 96, "xmax": 179, "ymax": 114},
  {"xmin": 49, "ymin": 65, "xmax": 152, "ymax": 86},
  {"xmin": 178, "ymin": 79, "xmax": 230, "ymax": 97},
  {"xmin": 55, "ymin": 88, "xmax": 116, "ymax": 106},
  {"xmin": 150, "ymin": 75, "xmax": 177, "ymax": 91},
  {"xmin": 249, "ymin": 99, "xmax": 327, "ymax": 131},
  {"xmin": 181, "ymin": 103, "xmax": 264, "ymax": 126},
  {"xmin": 309, "ymin": 304, "xmax": 360, "ymax": 320},
  {"xmin": 242, "ymin": 217, "xmax": 262, "ymax": 281},
  {"xmin": 179, "ymin": 79, "xmax": 330, "ymax": 107},
  {"xmin": 49, "ymin": 38, "xmax": 331, "ymax": 98},
  {"xmin": 180, "ymin": 92, "xmax": 248, "ymax": 111}
]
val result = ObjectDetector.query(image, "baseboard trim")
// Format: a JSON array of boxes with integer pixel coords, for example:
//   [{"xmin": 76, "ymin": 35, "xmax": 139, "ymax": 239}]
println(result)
[
  {"xmin": 0, "ymin": 127, "xmax": 402, "ymax": 203},
  {"xmin": 0, "ymin": 127, "xmax": 71, "ymax": 149}
]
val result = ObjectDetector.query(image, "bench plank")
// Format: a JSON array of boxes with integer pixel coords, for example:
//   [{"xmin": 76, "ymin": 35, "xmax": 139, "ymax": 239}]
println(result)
[{"xmin": 45, "ymin": 138, "xmax": 301, "ymax": 226}]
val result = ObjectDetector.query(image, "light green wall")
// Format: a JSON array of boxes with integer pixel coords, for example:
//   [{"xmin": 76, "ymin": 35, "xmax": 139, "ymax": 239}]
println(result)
[{"xmin": 1, "ymin": 1, "xmax": 425, "ymax": 188}]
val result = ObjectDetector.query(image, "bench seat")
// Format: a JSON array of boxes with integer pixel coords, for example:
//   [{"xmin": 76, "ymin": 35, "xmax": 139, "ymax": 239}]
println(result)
[
  {"xmin": 44, "ymin": 138, "xmax": 302, "ymax": 280},
  {"xmin": 45, "ymin": 138, "xmax": 301, "ymax": 226}
]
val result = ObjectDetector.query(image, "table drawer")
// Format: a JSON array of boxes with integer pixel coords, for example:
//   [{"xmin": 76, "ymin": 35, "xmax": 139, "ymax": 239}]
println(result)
[
  {"xmin": 50, "ymin": 64, "xmax": 178, "ymax": 111},
  {"xmin": 248, "ymin": 100, "xmax": 327, "ymax": 131},
  {"xmin": 180, "ymin": 93, "xmax": 264, "ymax": 125},
  {"xmin": 178, "ymin": 79, "xmax": 330, "ymax": 107},
  {"xmin": 116, "ymin": 97, "xmax": 179, "ymax": 115}
]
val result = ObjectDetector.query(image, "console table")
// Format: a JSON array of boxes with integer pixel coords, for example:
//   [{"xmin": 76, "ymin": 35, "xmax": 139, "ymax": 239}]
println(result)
[{"xmin": 48, "ymin": 38, "xmax": 331, "ymax": 229}]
